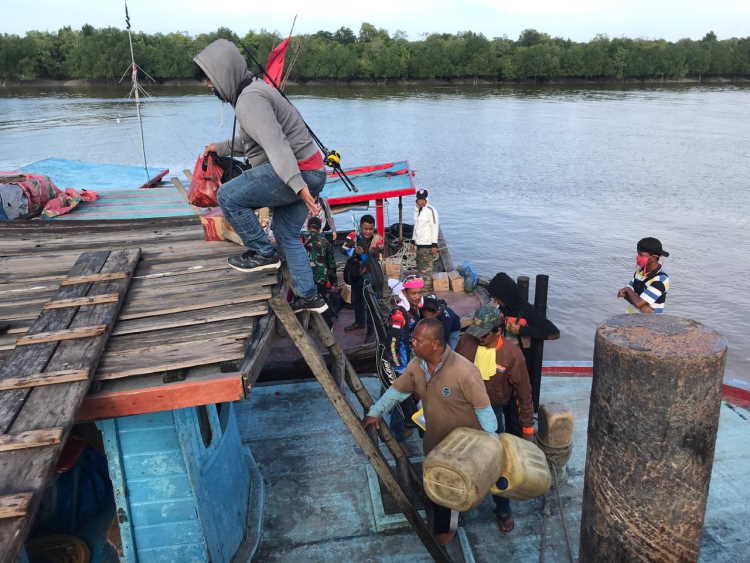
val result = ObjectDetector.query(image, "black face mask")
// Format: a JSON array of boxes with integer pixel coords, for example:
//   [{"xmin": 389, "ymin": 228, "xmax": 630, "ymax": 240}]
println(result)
[{"xmin": 210, "ymin": 87, "xmax": 224, "ymax": 102}]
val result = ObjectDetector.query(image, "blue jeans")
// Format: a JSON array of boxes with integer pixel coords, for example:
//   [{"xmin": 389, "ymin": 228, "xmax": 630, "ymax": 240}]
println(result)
[
  {"xmin": 389, "ymin": 406, "xmax": 408, "ymax": 441},
  {"xmin": 448, "ymin": 330, "xmax": 461, "ymax": 349},
  {"xmin": 217, "ymin": 164, "xmax": 326, "ymax": 298}
]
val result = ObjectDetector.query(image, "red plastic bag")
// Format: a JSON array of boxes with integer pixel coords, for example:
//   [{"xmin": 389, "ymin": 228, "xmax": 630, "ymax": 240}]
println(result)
[{"xmin": 187, "ymin": 153, "xmax": 223, "ymax": 207}]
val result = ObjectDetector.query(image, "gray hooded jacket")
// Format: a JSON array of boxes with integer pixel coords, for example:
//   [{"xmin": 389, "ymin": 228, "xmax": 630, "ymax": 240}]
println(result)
[{"xmin": 194, "ymin": 39, "xmax": 320, "ymax": 193}]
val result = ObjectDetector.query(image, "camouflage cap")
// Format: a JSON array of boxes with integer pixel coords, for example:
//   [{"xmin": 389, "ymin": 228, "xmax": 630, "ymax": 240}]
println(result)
[{"xmin": 466, "ymin": 304, "xmax": 503, "ymax": 338}]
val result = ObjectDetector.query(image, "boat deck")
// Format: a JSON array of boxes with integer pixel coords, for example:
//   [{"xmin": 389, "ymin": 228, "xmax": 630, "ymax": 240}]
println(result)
[{"xmin": 239, "ymin": 374, "xmax": 750, "ymax": 562}]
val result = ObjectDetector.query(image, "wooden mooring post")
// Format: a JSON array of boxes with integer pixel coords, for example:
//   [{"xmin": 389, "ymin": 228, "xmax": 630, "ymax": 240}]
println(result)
[{"xmin": 580, "ymin": 314, "xmax": 727, "ymax": 562}]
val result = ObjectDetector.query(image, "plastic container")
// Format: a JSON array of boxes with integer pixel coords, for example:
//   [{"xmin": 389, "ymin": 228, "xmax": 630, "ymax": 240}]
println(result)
[
  {"xmin": 538, "ymin": 402, "xmax": 574, "ymax": 448},
  {"xmin": 490, "ymin": 433, "xmax": 552, "ymax": 500},
  {"xmin": 423, "ymin": 427, "xmax": 503, "ymax": 511}
]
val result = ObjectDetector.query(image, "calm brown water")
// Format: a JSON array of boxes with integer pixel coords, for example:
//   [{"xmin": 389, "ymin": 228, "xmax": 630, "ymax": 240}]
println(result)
[{"xmin": 1, "ymin": 84, "xmax": 748, "ymax": 384}]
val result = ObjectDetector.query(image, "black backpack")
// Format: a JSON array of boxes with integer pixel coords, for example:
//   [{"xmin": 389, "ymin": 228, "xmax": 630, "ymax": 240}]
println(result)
[{"xmin": 343, "ymin": 256, "xmax": 362, "ymax": 285}]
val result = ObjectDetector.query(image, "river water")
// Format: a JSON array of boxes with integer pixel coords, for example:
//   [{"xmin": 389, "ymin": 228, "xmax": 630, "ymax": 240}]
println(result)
[{"xmin": 1, "ymin": 84, "xmax": 748, "ymax": 383}]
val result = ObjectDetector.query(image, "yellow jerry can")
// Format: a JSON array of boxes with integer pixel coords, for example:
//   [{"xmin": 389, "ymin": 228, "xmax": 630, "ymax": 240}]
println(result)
[
  {"xmin": 490, "ymin": 432, "xmax": 552, "ymax": 500},
  {"xmin": 423, "ymin": 427, "xmax": 503, "ymax": 511}
]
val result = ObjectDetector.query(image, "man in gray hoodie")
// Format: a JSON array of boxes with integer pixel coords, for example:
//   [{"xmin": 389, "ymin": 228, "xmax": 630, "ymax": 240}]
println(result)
[{"xmin": 194, "ymin": 39, "xmax": 328, "ymax": 313}]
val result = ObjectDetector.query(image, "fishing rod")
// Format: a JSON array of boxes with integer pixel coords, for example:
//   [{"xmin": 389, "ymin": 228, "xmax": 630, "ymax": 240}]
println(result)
[{"xmin": 239, "ymin": 44, "xmax": 358, "ymax": 193}]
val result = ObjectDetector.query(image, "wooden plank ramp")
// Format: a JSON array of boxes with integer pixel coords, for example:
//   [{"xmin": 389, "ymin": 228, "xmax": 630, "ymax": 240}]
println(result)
[
  {"xmin": 269, "ymin": 297, "xmax": 453, "ymax": 563},
  {"xmin": 0, "ymin": 248, "xmax": 140, "ymax": 563}
]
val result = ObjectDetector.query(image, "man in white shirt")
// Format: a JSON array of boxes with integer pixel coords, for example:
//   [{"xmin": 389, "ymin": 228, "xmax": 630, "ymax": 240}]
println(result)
[{"xmin": 413, "ymin": 189, "xmax": 439, "ymax": 291}]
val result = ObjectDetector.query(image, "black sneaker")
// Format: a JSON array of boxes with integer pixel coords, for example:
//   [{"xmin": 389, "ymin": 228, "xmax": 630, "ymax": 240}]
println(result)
[
  {"xmin": 291, "ymin": 294, "xmax": 329, "ymax": 314},
  {"xmin": 228, "ymin": 250, "xmax": 281, "ymax": 273}
]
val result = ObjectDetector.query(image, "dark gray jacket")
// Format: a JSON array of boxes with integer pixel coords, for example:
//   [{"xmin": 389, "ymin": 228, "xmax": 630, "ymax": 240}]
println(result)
[{"xmin": 194, "ymin": 39, "xmax": 319, "ymax": 193}]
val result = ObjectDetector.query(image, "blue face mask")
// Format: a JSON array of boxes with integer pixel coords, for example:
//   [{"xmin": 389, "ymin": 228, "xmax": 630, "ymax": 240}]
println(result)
[{"xmin": 358, "ymin": 252, "xmax": 369, "ymax": 263}]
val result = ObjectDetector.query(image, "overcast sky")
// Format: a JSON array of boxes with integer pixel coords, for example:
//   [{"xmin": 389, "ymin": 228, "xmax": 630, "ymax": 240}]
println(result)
[{"xmin": 3, "ymin": 0, "xmax": 748, "ymax": 42}]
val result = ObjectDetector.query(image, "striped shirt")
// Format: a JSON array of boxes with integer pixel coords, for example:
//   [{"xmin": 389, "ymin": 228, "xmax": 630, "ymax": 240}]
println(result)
[{"xmin": 628, "ymin": 266, "xmax": 670, "ymax": 313}]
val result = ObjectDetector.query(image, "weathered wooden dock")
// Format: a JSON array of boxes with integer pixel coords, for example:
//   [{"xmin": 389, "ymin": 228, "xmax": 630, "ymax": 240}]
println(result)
[{"xmin": 0, "ymin": 217, "xmax": 280, "ymax": 560}]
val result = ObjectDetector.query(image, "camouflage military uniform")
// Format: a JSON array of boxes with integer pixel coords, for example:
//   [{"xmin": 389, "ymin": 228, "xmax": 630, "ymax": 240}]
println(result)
[
  {"xmin": 301, "ymin": 231, "xmax": 337, "ymax": 289},
  {"xmin": 416, "ymin": 247, "xmax": 435, "ymax": 291}
]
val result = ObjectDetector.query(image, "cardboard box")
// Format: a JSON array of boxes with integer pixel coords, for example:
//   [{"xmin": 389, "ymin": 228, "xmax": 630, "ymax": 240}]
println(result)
[
  {"xmin": 433, "ymin": 272, "xmax": 450, "ymax": 292},
  {"xmin": 385, "ymin": 259, "xmax": 401, "ymax": 280},
  {"xmin": 448, "ymin": 270, "xmax": 464, "ymax": 292}
]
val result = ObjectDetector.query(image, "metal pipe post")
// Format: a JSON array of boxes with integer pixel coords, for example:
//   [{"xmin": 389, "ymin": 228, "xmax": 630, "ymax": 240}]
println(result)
[
  {"xmin": 516, "ymin": 275, "xmax": 529, "ymax": 303},
  {"xmin": 398, "ymin": 196, "xmax": 404, "ymax": 244},
  {"xmin": 375, "ymin": 198, "xmax": 385, "ymax": 238},
  {"xmin": 529, "ymin": 274, "xmax": 549, "ymax": 410},
  {"xmin": 580, "ymin": 314, "xmax": 727, "ymax": 562}
]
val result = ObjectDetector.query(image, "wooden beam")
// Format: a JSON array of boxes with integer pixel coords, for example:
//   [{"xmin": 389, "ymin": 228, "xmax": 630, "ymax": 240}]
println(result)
[
  {"xmin": 78, "ymin": 375, "xmax": 245, "ymax": 422},
  {"xmin": 60, "ymin": 272, "xmax": 128, "ymax": 285},
  {"xmin": 15, "ymin": 325, "xmax": 107, "ymax": 346},
  {"xmin": 170, "ymin": 176, "xmax": 202, "ymax": 215},
  {"xmin": 240, "ymin": 313, "xmax": 276, "ymax": 390},
  {"xmin": 309, "ymin": 314, "xmax": 423, "ymax": 493},
  {"xmin": 43, "ymin": 294, "xmax": 119, "ymax": 310},
  {"xmin": 0, "ymin": 428, "xmax": 63, "ymax": 452},
  {"xmin": 0, "ymin": 370, "xmax": 89, "ymax": 391},
  {"xmin": 0, "ymin": 495, "xmax": 31, "ymax": 519}
]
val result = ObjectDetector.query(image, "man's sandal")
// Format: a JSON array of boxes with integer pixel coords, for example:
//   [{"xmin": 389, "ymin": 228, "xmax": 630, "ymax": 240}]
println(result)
[{"xmin": 496, "ymin": 513, "xmax": 515, "ymax": 534}]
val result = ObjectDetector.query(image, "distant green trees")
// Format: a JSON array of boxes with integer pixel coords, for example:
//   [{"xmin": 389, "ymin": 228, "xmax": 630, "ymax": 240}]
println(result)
[{"xmin": 1, "ymin": 24, "xmax": 748, "ymax": 82}]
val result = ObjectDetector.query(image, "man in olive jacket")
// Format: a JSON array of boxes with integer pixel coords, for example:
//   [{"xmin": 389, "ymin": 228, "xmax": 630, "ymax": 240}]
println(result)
[{"xmin": 455, "ymin": 304, "xmax": 535, "ymax": 534}]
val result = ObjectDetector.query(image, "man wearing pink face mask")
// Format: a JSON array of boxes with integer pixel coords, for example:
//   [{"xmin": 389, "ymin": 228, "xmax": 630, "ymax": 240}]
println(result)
[{"xmin": 617, "ymin": 237, "xmax": 671, "ymax": 313}]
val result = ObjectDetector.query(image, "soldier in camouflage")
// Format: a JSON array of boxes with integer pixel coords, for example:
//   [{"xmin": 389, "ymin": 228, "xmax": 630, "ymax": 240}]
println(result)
[{"xmin": 302, "ymin": 217, "xmax": 339, "ymax": 322}]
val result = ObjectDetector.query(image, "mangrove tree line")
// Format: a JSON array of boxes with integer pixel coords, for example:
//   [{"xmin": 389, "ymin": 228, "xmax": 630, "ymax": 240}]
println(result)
[{"xmin": 1, "ymin": 24, "xmax": 748, "ymax": 82}]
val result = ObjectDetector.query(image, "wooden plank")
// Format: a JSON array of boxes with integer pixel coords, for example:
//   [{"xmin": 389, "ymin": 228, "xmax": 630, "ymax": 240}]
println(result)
[
  {"xmin": 0, "ymin": 428, "xmax": 63, "ymax": 452},
  {"xmin": 60, "ymin": 272, "xmax": 129, "ymax": 285},
  {"xmin": 126, "ymin": 266, "xmax": 275, "ymax": 291},
  {"xmin": 0, "ymin": 251, "xmax": 111, "ymax": 429},
  {"xmin": 43, "ymin": 294, "xmax": 119, "ymax": 310},
  {"xmin": 15, "ymin": 325, "xmax": 106, "ymax": 346},
  {"xmin": 104, "ymin": 317, "xmax": 253, "ymax": 354},
  {"xmin": 1, "ymin": 240, "xmax": 238, "ymax": 282},
  {"xmin": 78, "ymin": 376, "xmax": 245, "ymax": 422},
  {"xmin": 96, "ymin": 337, "xmax": 248, "ymax": 381},
  {"xmin": 0, "ymin": 370, "xmax": 89, "ymax": 392},
  {"xmin": 0, "ymin": 283, "xmax": 58, "ymax": 297},
  {"xmin": 0, "ymin": 248, "xmax": 141, "ymax": 562},
  {"xmin": 118, "ymin": 292, "xmax": 272, "ymax": 321},
  {"xmin": 112, "ymin": 302, "xmax": 267, "ymax": 336},
  {"xmin": 133, "ymin": 263, "xmax": 229, "ymax": 280},
  {"xmin": 0, "ymin": 226, "xmax": 201, "ymax": 257},
  {"xmin": 269, "ymin": 297, "xmax": 452, "ymax": 563},
  {"xmin": 0, "ymin": 275, "xmax": 273, "ymax": 325},
  {"xmin": 98, "ymin": 352, "xmax": 247, "ymax": 381},
  {"xmin": 0, "ymin": 495, "xmax": 31, "ymax": 519}
]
